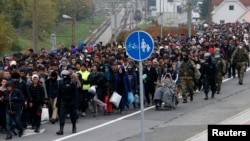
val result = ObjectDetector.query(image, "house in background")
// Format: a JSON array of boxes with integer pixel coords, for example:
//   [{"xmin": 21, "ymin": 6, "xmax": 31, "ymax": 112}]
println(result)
[
  {"xmin": 239, "ymin": 10, "xmax": 250, "ymax": 23},
  {"xmin": 211, "ymin": 0, "xmax": 250, "ymax": 24},
  {"xmin": 155, "ymin": 0, "xmax": 187, "ymax": 27}
]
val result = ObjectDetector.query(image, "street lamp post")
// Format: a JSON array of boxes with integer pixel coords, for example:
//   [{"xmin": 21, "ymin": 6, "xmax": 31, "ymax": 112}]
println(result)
[
  {"xmin": 62, "ymin": 5, "xmax": 85, "ymax": 46},
  {"xmin": 72, "ymin": 8, "xmax": 76, "ymax": 46},
  {"xmin": 187, "ymin": 0, "xmax": 192, "ymax": 39},
  {"xmin": 111, "ymin": 0, "xmax": 118, "ymax": 43},
  {"xmin": 92, "ymin": 0, "xmax": 94, "ymax": 29},
  {"xmin": 32, "ymin": 0, "xmax": 38, "ymax": 53},
  {"xmin": 160, "ymin": 0, "xmax": 163, "ymax": 39}
]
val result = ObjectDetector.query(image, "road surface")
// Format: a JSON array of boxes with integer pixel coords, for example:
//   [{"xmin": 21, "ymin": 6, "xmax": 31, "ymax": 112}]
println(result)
[{"xmin": 1, "ymin": 67, "xmax": 250, "ymax": 141}]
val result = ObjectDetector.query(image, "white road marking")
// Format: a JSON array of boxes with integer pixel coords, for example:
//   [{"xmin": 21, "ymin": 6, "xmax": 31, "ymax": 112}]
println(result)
[
  {"xmin": 23, "ymin": 129, "xmax": 46, "ymax": 137},
  {"xmin": 22, "ymin": 121, "xmax": 48, "ymax": 137},
  {"xmin": 185, "ymin": 67, "xmax": 250, "ymax": 141},
  {"xmin": 185, "ymin": 108, "xmax": 250, "ymax": 141},
  {"xmin": 53, "ymin": 106, "xmax": 155, "ymax": 141},
  {"xmin": 54, "ymin": 67, "xmax": 250, "ymax": 141}
]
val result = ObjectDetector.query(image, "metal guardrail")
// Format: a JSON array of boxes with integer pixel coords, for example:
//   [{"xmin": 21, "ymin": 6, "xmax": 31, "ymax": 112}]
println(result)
[
  {"xmin": 85, "ymin": 6, "xmax": 123, "ymax": 45},
  {"xmin": 107, "ymin": 6, "xmax": 130, "ymax": 44}
]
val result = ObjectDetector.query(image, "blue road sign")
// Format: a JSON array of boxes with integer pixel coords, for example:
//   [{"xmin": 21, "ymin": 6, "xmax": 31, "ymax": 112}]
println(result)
[{"xmin": 125, "ymin": 30, "xmax": 154, "ymax": 61}]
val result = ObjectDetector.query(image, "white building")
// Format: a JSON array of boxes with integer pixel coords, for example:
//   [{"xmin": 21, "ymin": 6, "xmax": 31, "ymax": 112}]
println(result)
[
  {"xmin": 155, "ymin": 0, "xmax": 186, "ymax": 26},
  {"xmin": 155, "ymin": 0, "xmax": 185, "ymax": 13},
  {"xmin": 211, "ymin": 0, "xmax": 250, "ymax": 23}
]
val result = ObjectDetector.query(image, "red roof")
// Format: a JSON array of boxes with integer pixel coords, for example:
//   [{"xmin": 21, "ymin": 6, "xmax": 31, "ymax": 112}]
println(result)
[
  {"xmin": 240, "ymin": 0, "xmax": 250, "ymax": 5},
  {"xmin": 212, "ymin": 0, "xmax": 223, "ymax": 5},
  {"xmin": 212, "ymin": 0, "xmax": 250, "ymax": 5}
]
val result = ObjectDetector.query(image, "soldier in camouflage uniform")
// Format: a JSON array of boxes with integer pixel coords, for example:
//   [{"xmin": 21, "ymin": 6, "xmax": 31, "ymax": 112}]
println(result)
[
  {"xmin": 179, "ymin": 54, "xmax": 196, "ymax": 103},
  {"xmin": 214, "ymin": 48, "xmax": 226, "ymax": 94},
  {"xmin": 231, "ymin": 41, "xmax": 249, "ymax": 85}
]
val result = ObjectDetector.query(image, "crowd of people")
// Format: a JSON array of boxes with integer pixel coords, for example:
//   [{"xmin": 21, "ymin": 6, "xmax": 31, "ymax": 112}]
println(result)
[{"xmin": 0, "ymin": 21, "xmax": 249, "ymax": 140}]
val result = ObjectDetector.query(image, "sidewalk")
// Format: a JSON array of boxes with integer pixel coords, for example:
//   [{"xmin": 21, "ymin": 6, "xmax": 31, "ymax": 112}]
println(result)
[{"xmin": 185, "ymin": 108, "xmax": 250, "ymax": 141}]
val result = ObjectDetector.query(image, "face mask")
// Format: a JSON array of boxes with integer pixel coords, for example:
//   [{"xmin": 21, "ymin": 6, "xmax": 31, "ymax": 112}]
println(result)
[{"xmin": 238, "ymin": 46, "xmax": 242, "ymax": 49}]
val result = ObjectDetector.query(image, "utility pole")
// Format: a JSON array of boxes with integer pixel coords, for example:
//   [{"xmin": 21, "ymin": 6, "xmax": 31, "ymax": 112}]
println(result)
[
  {"xmin": 72, "ymin": 8, "xmax": 76, "ymax": 46},
  {"xmin": 32, "ymin": 0, "xmax": 38, "ymax": 53},
  {"xmin": 144, "ymin": 0, "xmax": 147, "ymax": 21},
  {"xmin": 135, "ymin": 0, "xmax": 138, "ymax": 28},
  {"xmin": 160, "ymin": 0, "xmax": 163, "ymax": 38},
  {"xmin": 62, "ymin": 4, "xmax": 85, "ymax": 46},
  {"xmin": 208, "ymin": 0, "xmax": 212, "ymax": 24},
  {"xmin": 187, "ymin": 0, "xmax": 192, "ymax": 39},
  {"xmin": 72, "ymin": 5, "xmax": 86, "ymax": 46},
  {"xmin": 91, "ymin": 0, "xmax": 94, "ymax": 32},
  {"xmin": 111, "ymin": 0, "xmax": 118, "ymax": 43},
  {"xmin": 114, "ymin": 0, "xmax": 117, "ymax": 43}
]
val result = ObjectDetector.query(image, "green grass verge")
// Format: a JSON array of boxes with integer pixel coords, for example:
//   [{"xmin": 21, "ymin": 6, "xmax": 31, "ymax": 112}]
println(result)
[{"xmin": 14, "ymin": 14, "xmax": 107, "ymax": 53}]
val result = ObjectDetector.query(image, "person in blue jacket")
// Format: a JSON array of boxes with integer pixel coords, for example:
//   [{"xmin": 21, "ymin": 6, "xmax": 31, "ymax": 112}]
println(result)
[
  {"xmin": 113, "ymin": 66, "xmax": 131, "ymax": 115},
  {"xmin": 3, "ymin": 81, "xmax": 24, "ymax": 140}
]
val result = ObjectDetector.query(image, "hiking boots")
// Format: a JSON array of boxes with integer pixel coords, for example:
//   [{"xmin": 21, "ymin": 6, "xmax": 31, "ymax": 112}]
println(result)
[{"xmin": 56, "ymin": 126, "xmax": 64, "ymax": 135}]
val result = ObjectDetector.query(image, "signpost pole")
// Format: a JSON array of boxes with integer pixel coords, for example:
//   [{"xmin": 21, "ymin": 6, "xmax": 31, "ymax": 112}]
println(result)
[
  {"xmin": 125, "ymin": 30, "xmax": 154, "ymax": 141},
  {"xmin": 139, "ymin": 61, "xmax": 145, "ymax": 141}
]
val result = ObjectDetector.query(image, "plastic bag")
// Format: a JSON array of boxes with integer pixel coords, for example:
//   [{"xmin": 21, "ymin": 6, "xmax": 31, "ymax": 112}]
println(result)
[
  {"xmin": 88, "ymin": 85, "xmax": 96, "ymax": 94},
  {"xmin": 110, "ymin": 91, "xmax": 122, "ymax": 107},
  {"xmin": 134, "ymin": 94, "xmax": 140, "ymax": 104},
  {"xmin": 127, "ymin": 92, "xmax": 134, "ymax": 104},
  {"xmin": 41, "ymin": 107, "xmax": 49, "ymax": 121}
]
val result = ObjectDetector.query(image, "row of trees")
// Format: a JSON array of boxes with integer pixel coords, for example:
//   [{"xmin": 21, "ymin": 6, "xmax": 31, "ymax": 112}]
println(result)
[{"xmin": 0, "ymin": 0, "xmax": 95, "ymax": 54}]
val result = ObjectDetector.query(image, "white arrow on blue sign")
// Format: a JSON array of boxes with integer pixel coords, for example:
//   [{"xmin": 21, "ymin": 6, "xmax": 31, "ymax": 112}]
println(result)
[{"xmin": 125, "ymin": 30, "xmax": 154, "ymax": 61}]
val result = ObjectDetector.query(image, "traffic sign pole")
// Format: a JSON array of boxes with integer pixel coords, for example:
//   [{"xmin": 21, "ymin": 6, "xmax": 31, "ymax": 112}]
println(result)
[
  {"xmin": 125, "ymin": 30, "xmax": 154, "ymax": 141},
  {"xmin": 139, "ymin": 61, "xmax": 145, "ymax": 141}
]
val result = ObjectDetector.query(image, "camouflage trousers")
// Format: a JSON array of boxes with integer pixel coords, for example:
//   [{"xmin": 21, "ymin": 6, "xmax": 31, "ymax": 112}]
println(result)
[
  {"xmin": 180, "ymin": 78, "xmax": 194, "ymax": 101},
  {"xmin": 215, "ymin": 73, "xmax": 223, "ymax": 94},
  {"xmin": 235, "ymin": 62, "xmax": 247, "ymax": 83}
]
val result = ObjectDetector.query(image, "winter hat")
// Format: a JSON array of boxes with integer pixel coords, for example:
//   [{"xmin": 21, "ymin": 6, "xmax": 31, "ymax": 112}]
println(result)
[
  {"xmin": 10, "ymin": 61, "xmax": 17, "ymax": 66},
  {"xmin": 32, "ymin": 74, "xmax": 39, "ymax": 80}
]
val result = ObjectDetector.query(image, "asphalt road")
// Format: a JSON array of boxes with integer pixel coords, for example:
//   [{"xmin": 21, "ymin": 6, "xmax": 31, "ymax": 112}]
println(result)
[{"xmin": 1, "ymin": 68, "xmax": 250, "ymax": 141}]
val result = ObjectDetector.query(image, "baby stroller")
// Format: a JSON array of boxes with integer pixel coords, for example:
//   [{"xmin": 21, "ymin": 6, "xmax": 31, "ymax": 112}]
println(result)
[{"xmin": 154, "ymin": 73, "xmax": 177, "ymax": 110}]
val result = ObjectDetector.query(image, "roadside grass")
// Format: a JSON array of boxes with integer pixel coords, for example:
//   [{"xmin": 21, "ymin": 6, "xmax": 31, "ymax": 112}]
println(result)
[{"xmin": 13, "ymin": 14, "xmax": 107, "ymax": 53}]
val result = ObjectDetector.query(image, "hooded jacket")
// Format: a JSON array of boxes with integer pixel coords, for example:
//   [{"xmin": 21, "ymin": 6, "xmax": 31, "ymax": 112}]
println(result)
[{"xmin": 4, "ymin": 81, "xmax": 24, "ymax": 113}]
